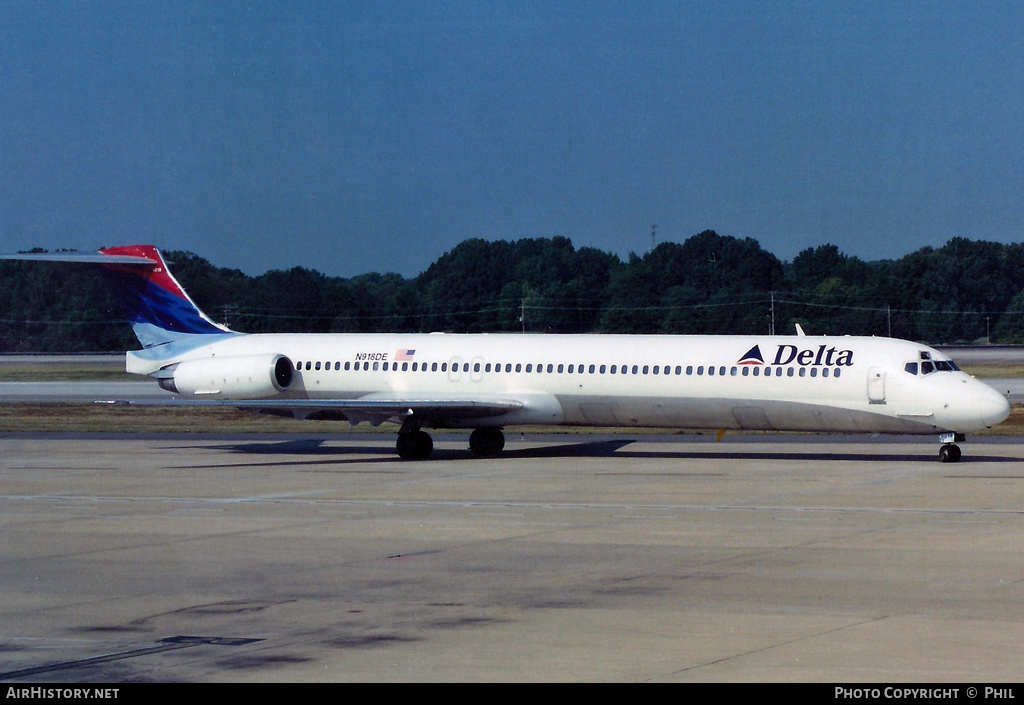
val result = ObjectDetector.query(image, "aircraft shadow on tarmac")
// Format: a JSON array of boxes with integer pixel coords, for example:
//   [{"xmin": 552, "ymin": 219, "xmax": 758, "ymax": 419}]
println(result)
[{"xmin": 160, "ymin": 437, "xmax": 1024, "ymax": 466}]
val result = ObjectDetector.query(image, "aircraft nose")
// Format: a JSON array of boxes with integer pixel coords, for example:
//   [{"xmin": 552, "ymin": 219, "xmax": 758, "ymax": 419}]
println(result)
[{"xmin": 979, "ymin": 384, "xmax": 1011, "ymax": 429}]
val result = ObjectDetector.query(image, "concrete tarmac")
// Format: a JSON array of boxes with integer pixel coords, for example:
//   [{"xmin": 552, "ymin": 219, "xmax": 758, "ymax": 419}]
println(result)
[{"xmin": 2, "ymin": 432, "xmax": 1024, "ymax": 682}]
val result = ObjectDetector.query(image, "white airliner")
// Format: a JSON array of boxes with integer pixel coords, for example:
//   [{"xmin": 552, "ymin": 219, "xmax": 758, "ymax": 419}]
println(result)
[{"xmin": 2, "ymin": 245, "xmax": 1011, "ymax": 462}]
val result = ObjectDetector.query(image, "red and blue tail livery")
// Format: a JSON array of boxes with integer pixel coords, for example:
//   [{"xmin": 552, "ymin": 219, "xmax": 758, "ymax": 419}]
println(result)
[
  {"xmin": 95, "ymin": 246, "xmax": 233, "ymax": 348},
  {"xmin": 3, "ymin": 245, "xmax": 233, "ymax": 349}
]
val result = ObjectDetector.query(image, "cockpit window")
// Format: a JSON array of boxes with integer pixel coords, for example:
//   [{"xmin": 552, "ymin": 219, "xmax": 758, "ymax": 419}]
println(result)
[{"xmin": 912, "ymin": 357, "xmax": 960, "ymax": 375}]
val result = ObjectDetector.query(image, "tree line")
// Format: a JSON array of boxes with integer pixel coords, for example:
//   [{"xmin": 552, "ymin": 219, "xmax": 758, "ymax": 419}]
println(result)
[{"xmin": 3, "ymin": 230, "xmax": 1024, "ymax": 352}]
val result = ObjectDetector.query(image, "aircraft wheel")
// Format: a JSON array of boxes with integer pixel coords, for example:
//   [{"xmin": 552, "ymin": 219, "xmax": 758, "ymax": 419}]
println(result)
[
  {"xmin": 469, "ymin": 428, "xmax": 505, "ymax": 457},
  {"xmin": 939, "ymin": 444, "xmax": 961, "ymax": 463},
  {"xmin": 397, "ymin": 431, "xmax": 433, "ymax": 460}
]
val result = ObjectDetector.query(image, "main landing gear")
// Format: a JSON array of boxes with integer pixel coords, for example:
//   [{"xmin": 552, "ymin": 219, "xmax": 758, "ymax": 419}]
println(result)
[
  {"xmin": 939, "ymin": 432, "xmax": 964, "ymax": 463},
  {"xmin": 396, "ymin": 416, "xmax": 433, "ymax": 460},
  {"xmin": 395, "ymin": 419, "xmax": 506, "ymax": 461},
  {"xmin": 469, "ymin": 427, "xmax": 505, "ymax": 457}
]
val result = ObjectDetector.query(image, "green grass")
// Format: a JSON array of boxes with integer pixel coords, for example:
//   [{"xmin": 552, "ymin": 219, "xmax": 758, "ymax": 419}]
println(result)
[
  {"xmin": 958, "ymin": 364, "xmax": 1024, "ymax": 379},
  {"xmin": 0, "ymin": 361, "xmax": 131, "ymax": 381},
  {"xmin": 0, "ymin": 403, "xmax": 365, "ymax": 434}
]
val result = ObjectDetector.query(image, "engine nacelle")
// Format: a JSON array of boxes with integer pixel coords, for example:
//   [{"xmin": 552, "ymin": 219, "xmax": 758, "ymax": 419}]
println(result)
[{"xmin": 159, "ymin": 354, "xmax": 294, "ymax": 399}]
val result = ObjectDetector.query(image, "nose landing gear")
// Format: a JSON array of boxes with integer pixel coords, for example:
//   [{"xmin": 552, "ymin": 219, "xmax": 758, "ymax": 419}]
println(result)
[{"xmin": 939, "ymin": 432, "xmax": 964, "ymax": 463}]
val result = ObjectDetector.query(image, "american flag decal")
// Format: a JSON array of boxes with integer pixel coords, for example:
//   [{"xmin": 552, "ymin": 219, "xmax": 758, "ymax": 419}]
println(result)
[{"xmin": 395, "ymin": 349, "xmax": 416, "ymax": 361}]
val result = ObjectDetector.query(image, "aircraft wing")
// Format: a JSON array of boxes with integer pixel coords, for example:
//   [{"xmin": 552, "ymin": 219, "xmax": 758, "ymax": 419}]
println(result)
[{"xmin": 105, "ymin": 395, "xmax": 525, "ymax": 426}]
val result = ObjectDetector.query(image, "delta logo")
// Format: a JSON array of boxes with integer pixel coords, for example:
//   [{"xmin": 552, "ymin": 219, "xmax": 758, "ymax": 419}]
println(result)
[
  {"xmin": 738, "ymin": 344, "xmax": 854, "ymax": 367},
  {"xmin": 738, "ymin": 346, "xmax": 765, "ymax": 365}
]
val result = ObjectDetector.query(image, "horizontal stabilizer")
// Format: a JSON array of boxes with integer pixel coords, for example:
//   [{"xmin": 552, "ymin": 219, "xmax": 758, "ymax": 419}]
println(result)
[
  {"xmin": 2, "ymin": 245, "xmax": 235, "ymax": 349},
  {"xmin": 0, "ymin": 251, "xmax": 158, "ymax": 265}
]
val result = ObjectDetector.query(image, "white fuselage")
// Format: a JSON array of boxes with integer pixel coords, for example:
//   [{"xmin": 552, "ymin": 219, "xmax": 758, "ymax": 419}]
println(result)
[{"xmin": 130, "ymin": 333, "xmax": 1011, "ymax": 435}]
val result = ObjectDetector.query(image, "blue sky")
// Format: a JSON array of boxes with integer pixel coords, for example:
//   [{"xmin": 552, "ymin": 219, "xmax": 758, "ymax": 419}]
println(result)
[{"xmin": 1, "ymin": 1, "xmax": 1021, "ymax": 276}]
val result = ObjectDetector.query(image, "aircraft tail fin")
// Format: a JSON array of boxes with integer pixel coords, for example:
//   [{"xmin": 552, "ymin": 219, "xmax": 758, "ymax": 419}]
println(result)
[{"xmin": 2, "ymin": 245, "xmax": 236, "ymax": 349}]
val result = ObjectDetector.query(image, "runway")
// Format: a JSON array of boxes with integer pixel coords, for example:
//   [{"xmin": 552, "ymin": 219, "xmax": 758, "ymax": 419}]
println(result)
[{"xmin": 2, "ymin": 433, "xmax": 1024, "ymax": 682}]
